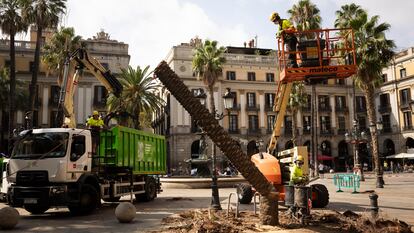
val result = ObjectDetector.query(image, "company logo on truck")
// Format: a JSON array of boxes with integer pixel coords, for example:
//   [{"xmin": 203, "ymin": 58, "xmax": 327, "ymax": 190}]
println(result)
[{"xmin": 310, "ymin": 67, "xmax": 338, "ymax": 73}]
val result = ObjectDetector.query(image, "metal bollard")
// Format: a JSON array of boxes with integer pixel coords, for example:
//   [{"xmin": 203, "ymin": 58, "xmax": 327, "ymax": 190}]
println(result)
[
  {"xmin": 369, "ymin": 193, "xmax": 379, "ymax": 219},
  {"xmin": 227, "ymin": 192, "xmax": 239, "ymax": 218},
  {"xmin": 253, "ymin": 192, "xmax": 261, "ymax": 215}
]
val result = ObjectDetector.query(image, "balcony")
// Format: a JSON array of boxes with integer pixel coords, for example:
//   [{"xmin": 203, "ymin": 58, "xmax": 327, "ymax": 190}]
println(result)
[
  {"xmin": 378, "ymin": 104, "xmax": 391, "ymax": 114},
  {"xmin": 335, "ymin": 106, "xmax": 348, "ymax": 113},
  {"xmin": 246, "ymin": 104, "xmax": 260, "ymax": 111},
  {"xmin": 230, "ymin": 104, "xmax": 241, "ymax": 111},
  {"xmin": 228, "ymin": 129, "xmax": 240, "ymax": 134},
  {"xmin": 265, "ymin": 105, "xmax": 274, "ymax": 112},
  {"xmin": 403, "ymin": 125, "xmax": 413, "ymax": 131},
  {"xmin": 356, "ymin": 106, "xmax": 367, "ymax": 113},
  {"xmin": 302, "ymin": 106, "xmax": 311, "ymax": 112},
  {"xmin": 93, "ymin": 100, "xmax": 107, "ymax": 108},
  {"xmin": 319, "ymin": 105, "xmax": 332, "ymax": 112},
  {"xmin": 320, "ymin": 128, "xmax": 333, "ymax": 136},
  {"xmin": 248, "ymin": 128, "xmax": 260, "ymax": 135},
  {"xmin": 302, "ymin": 128, "xmax": 311, "ymax": 135},
  {"xmin": 399, "ymin": 102, "xmax": 410, "ymax": 110},
  {"xmin": 337, "ymin": 128, "xmax": 347, "ymax": 135},
  {"xmin": 382, "ymin": 127, "xmax": 392, "ymax": 134}
]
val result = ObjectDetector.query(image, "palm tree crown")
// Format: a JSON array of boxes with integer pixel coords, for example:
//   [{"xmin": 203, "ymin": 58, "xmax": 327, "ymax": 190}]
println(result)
[
  {"xmin": 107, "ymin": 65, "xmax": 164, "ymax": 129},
  {"xmin": 288, "ymin": 0, "xmax": 321, "ymax": 31}
]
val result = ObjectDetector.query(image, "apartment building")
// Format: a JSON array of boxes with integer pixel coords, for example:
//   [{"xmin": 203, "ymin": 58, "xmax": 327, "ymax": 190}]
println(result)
[
  {"xmin": 0, "ymin": 27, "xmax": 130, "ymax": 152},
  {"xmin": 155, "ymin": 38, "xmax": 367, "ymax": 174},
  {"xmin": 377, "ymin": 47, "xmax": 414, "ymax": 158}
]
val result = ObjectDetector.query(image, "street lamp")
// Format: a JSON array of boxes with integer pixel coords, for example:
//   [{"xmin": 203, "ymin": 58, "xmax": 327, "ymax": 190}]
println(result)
[
  {"xmin": 345, "ymin": 119, "xmax": 368, "ymax": 181},
  {"xmin": 194, "ymin": 87, "xmax": 234, "ymax": 210},
  {"xmin": 370, "ymin": 119, "xmax": 384, "ymax": 188}
]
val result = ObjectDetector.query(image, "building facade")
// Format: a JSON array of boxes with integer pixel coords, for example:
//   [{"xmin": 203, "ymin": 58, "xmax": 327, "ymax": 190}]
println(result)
[
  {"xmin": 0, "ymin": 28, "xmax": 130, "ymax": 153},
  {"xmin": 156, "ymin": 38, "xmax": 369, "ymax": 175},
  {"xmin": 377, "ymin": 47, "xmax": 414, "ymax": 158}
]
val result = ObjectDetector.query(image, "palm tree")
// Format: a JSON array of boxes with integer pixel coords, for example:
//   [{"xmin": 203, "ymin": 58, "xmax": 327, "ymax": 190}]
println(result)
[
  {"xmin": 42, "ymin": 26, "xmax": 83, "ymax": 83},
  {"xmin": 288, "ymin": 0, "xmax": 321, "ymax": 32},
  {"xmin": 20, "ymin": 0, "xmax": 66, "ymax": 127},
  {"xmin": 288, "ymin": 82, "xmax": 307, "ymax": 146},
  {"xmin": 0, "ymin": 0, "xmax": 28, "ymax": 144},
  {"xmin": 192, "ymin": 39, "xmax": 226, "ymax": 210},
  {"xmin": 336, "ymin": 5, "xmax": 395, "ymax": 188},
  {"xmin": 155, "ymin": 61, "xmax": 277, "ymax": 225},
  {"xmin": 334, "ymin": 3, "xmax": 364, "ymax": 29},
  {"xmin": 107, "ymin": 65, "xmax": 164, "ymax": 129},
  {"xmin": 288, "ymin": 0, "xmax": 322, "ymax": 176}
]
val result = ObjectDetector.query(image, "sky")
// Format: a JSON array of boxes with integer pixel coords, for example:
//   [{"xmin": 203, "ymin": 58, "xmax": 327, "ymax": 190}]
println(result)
[{"xmin": 57, "ymin": 0, "xmax": 414, "ymax": 70}]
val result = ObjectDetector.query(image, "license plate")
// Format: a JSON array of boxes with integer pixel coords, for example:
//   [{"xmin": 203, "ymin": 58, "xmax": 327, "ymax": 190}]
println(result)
[{"xmin": 24, "ymin": 198, "xmax": 37, "ymax": 204}]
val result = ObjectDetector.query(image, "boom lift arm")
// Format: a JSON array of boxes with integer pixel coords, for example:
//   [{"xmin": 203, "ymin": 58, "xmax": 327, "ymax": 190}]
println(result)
[{"xmin": 58, "ymin": 48, "xmax": 123, "ymax": 128}]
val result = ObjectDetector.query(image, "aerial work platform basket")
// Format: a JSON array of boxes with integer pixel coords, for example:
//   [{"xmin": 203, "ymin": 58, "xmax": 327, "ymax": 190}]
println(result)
[{"xmin": 277, "ymin": 28, "xmax": 357, "ymax": 83}]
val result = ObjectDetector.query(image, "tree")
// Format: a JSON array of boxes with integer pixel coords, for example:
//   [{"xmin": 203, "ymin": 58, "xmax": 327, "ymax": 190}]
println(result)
[
  {"xmin": 288, "ymin": 0, "xmax": 321, "ymax": 176},
  {"xmin": 107, "ymin": 65, "xmax": 164, "ymax": 129},
  {"xmin": 288, "ymin": 0, "xmax": 321, "ymax": 32},
  {"xmin": 42, "ymin": 26, "xmax": 83, "ymax": 83},
  {"xmin": 335, "ymin": 5, "xmax": 395, "ymax": 188},
  {"xmin": 21, "ymin": 0, "xmax": 66, "ymax": 127},
  {"xmin": 192, "ymin": 39, "xmax": 226, "ymax": 210},
  {"xmin": 0, "ymin": 0, "xmax": 28, "ymax": 145}
]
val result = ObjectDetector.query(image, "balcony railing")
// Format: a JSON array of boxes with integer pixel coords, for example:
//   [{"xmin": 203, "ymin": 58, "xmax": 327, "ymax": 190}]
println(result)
[
  {"xmin": 320, "ymin": 128, "xmax": 333, "ymax": 136},
  {"xmin": 228, "ymin": 129, "xmax": 240, "ymax": 134},
  {"xmin": 230, "ymin": 104, "xmax": 241, "ymax": 111},
  {"xmin": 378, "ymin": 104, "xmax": 391, "ymax": 113},
  {"xmin": 302, "ymin": 106, "xmax": 311, "ymax": 112},
  {"xmin": 246, "ymin": 104, "xmax": 260, "ymax": 111},
  {"xmin": 335, "ymin": 106, "xmax": 348, "ymax": 113},
  {"xmin": 248, "ymin": 128, "xmax": 260, "ymax": 135},
  {"xmin": 403, "ymin": 125, "xmax": 413, "ymax": 131},
  {"xmin": 302, "ymin": 128, "xmax": 311, "ymax": 135},
  {"xmin": 356, "ymin": 106, "xmax": 367, "ymax": 113},
  {"xmin": 337, "ymin": 128, "xmax": 347, "ymax": 135},
  {"xmin": 319, "ymin": 105, "xmax": 332, "ymax": 112},
  {"xmin": 265, "ymin": 105, "xmax": 274, "ymax": 112},
  {"xmin": 382, "ymin": 127, "xmax": 392, "ymax": 133}
]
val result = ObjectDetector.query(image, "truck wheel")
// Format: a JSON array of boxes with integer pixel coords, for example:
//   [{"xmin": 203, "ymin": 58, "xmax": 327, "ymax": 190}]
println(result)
[
  {"xmin": 24, "ymin": 204, "xmax": 49, "ymax": 214},
  {"xmin": 135, "ymin": 177, "xmax": 157, "ymax": 202},
  {"xmin": 69, "ymin": 184, "xmax": 99, "ymax": 215},
  {"xmin": 237, "ymin": 183, "xmax": 253, "ymax": 204},
  {"xmin": 311, "ymin": 184, "xmax": 329, "ymax": 208}
]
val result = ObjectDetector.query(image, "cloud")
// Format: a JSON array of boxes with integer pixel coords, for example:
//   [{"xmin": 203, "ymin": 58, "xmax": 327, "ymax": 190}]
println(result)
[{"xmin": 65, "ymin": 0, "xmax": 249, "ymax": 69}]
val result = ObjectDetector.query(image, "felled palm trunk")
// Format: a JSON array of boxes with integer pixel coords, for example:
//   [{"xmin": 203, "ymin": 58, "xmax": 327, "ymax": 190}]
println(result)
[{"xmin": 155, "ymin": 61, "xmax": 277, "ymax": 225}]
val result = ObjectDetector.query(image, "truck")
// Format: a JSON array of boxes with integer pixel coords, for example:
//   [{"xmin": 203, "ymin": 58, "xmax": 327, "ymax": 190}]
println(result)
[
  {"xmin": 236, "ymin": 28, "xmax": 358, "ymax": 207},
  {"xmin": 6, "ymin": 48, "xmax": 167, "ymax": 215},
  {"xmin": 0, "ymin": 157, "xmax": 9, "ymax": 202}
]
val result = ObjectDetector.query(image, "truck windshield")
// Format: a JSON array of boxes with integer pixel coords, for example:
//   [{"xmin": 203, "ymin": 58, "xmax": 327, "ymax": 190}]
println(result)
[{"xmin": 12, "ymin": 132, "xmax": 69, "ymax": 159}]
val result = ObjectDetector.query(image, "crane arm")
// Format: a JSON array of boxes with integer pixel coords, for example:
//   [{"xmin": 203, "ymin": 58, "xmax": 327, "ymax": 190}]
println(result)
[
  {"xmin": 267, "ymin": 81, "xmax": 293, "ymax": 154},
  {"xmin": 58, "ymin": 48, "xmax": 123, "ymax": 128}
]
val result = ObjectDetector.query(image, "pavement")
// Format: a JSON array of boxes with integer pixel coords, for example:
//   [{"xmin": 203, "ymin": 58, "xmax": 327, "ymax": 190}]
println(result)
[{"xmin": 0, "ymin": 172, "xmax": 413, "ymax": 232}]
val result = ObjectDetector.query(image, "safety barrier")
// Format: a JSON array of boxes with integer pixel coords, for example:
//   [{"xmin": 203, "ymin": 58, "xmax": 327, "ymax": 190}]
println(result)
[{"xmin": 333, "ymin": 174, "xmax": 360, "ymax": 193}]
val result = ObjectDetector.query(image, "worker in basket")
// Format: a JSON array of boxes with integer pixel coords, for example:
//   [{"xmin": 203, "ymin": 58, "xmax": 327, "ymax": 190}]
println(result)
[
  {"xmin": 289, "ymin": 155, "xmax": 308, "ymax": 185},
  {"xmin": 87, "ymin": 110, "xmax": 104, "ymax": 154},
  {"xmin": 269, "ymin": 12, "xmax": 298, "ymax": 68}
]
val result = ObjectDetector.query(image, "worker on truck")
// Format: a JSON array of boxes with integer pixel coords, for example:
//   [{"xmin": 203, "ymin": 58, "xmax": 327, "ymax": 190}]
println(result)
[
  {"xmin": 289, "ymin": 155, "xmax": 308, "ymax": 185},
  {"xmin": 87, "ymin": 111, "xmax": 104, "ymax": 154},
  {"xmin": 269, "ymin": 12, "xmax": 298, "ymax": 68}
]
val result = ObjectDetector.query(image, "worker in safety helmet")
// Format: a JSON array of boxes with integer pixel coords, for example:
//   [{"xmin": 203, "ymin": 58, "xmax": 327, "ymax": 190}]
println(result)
[
  {"xmin": 289, "ymin": 155, "xmax": 307, "ymax": 185},
  {"xmin": 269, "ymin": 12, "xmax": 298, "ymax": 68},
  {"xmin": 87, "ymin": 111, "xmax": 104, "ymax": 154}
]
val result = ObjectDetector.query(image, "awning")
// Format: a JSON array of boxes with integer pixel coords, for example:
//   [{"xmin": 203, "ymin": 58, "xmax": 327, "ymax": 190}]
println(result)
[{"xmin": 386, "ymin": 153, "xmax": 414, "ymax": 159}]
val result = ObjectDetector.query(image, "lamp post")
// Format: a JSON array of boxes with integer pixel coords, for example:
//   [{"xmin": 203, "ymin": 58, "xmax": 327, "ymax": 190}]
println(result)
[
  {"xmin": 345, "ymin": 119, "xmax": 368, "ymax": 181},
  {"xmin": 195, "ymin": 88, "xmax": 235, "ymax": 210},
  {"xmin": 369, "ymin": 120, "xmax": 384, "ymax": 188}
]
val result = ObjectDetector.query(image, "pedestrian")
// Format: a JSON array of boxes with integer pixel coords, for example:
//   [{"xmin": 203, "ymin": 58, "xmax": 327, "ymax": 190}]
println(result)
[
  {"xmin": 289, "ymin": 155, "xmax": 308, "ymax": 185},
  {"xmin": 318, "ymin": 163, "xmax": 325, "ymax": 178},
  {"xmin": 269, "ymin": 12, "xmax": 298, "ymax": 68}
]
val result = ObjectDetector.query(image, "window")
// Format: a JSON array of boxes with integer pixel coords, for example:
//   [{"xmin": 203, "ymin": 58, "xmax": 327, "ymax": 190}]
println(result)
[
  {"xmin": 267, "ymin": 115, "xmax": 275, "ymax": 132},
  {"xmin": 382, "ymin": 115, "xmax": 391, "ymax": 132},
  {"xmin": 403, "ymin": 111, "xmax": 412, "ymax": 129},
  {"xmin": 356, "ymin": 96, "xmax": 366, "ymax": 111},
  {"xmin": 358, "ymin": 116, "xmax": 366, "ymax": 130},
  {"xmin": 336, "ymin": 79, "xmax": 345, "ymax": 85},
  {"xmin": 94, "ymin": 86, "xmax": 108, "ymax": 106},
  {"xmin": 230, "ymin": 92, "xmax": 237, "ymax": 108},
  {"xmin": 226, "ymin": 71, "xmax": 236, "ymax": 80},
  {"xmin": 266, "ymin": 73, "xmax": 275, "ymax": 82},
  {"xmin": 400, "ymin": 68, "xmax": 407, "ymax": 78},
  {"xmin": 381, "ymin": 74, "xmax": 388, "ymax": 83},
  {"xmin": 284, "ymin": 116, "xmax": 292, "ymax": 134},
  {"xmin": 229, "ymin": 115, "xmax": 238, "ymax": 132},
  {"xmin": 247, "ymin": 72, "xmax": 256, "ymax": 81},
  {"xmin": 338, "ymin": 116, "xmax": 346, "ymax": 132},
  {"xmin": 247, "ymin": 92, "xmax": 256, "ymax": 107},
  {"xmin": 335, "ymin": 96, "xmax": 346, "ymax": 109},
  {"xmin": 318, "ymin": 95, "xmax": 330, "ymax": 109},
  {"xmin": 379, "ymin": 93, "xmax": 390, "ymax": 106},
  {"xmin": 400, "ymin": 88, "xmax": 410, "ymax": 105},
  {"xmin": 248, "ymin": 115, "xmax": 259, "ymax": 132},
  {"xmin": 303, "ymin": 116, "xmax": 311, "ymax": 133},
  {"xmin": 320, "ymin": 116, "xmax": 331, "ymax": 133},
  {"xmin": 50, "ymin": 85, "xmax": 61, "ymax": 107},
  {"xmin": 265, "ymin": 93, "xmax": 275, "ymax": 109}
]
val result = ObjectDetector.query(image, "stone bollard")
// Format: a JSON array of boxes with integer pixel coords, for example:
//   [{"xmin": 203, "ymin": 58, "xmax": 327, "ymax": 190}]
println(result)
[
  {"xmin": 369, "ymin": 193, "xmax": 379, "ymax": 219},
  {"xmin": 115, "ymin": 202, "xmax": 136, "ymax": 223},
  {"xmin": 0, "ymin": 207, "xmax": 20, "ymax": 230}
]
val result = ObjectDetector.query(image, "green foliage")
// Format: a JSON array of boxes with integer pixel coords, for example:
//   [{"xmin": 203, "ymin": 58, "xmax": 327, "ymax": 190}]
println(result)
[
  {"xmin": 0, "ymin": 68, "xmax": 28, "ymax": 110},
  {"xmin": 288, "ymin": 81, "xmax": 307, "ymax": 109},
  {"xmin": 42, "ymin": 27, "xmax": 83, "ymax": 78},
  {"xmin": 107, "ymin": 65, "xmax": 164, "ymax": 129},
  {"xmin": 288, "ymin": 0, "xmax": 321, "ymax": 31},
  {"xmin": 20, "ymin": 0, "xmax": 66, "ymax": 28},
  {"xmin": 192, "ymin": 39, "xmax": 226, "ymax": 89},
  {"xmin": 0, "ymin": 0, "xmax": 27, "ymax": 35}
]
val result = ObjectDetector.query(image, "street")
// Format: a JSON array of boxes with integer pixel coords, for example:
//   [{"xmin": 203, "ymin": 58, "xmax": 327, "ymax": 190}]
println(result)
[{"xmin": 0, "ymin": 173, "xmax": 413, "ymax": 232}]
